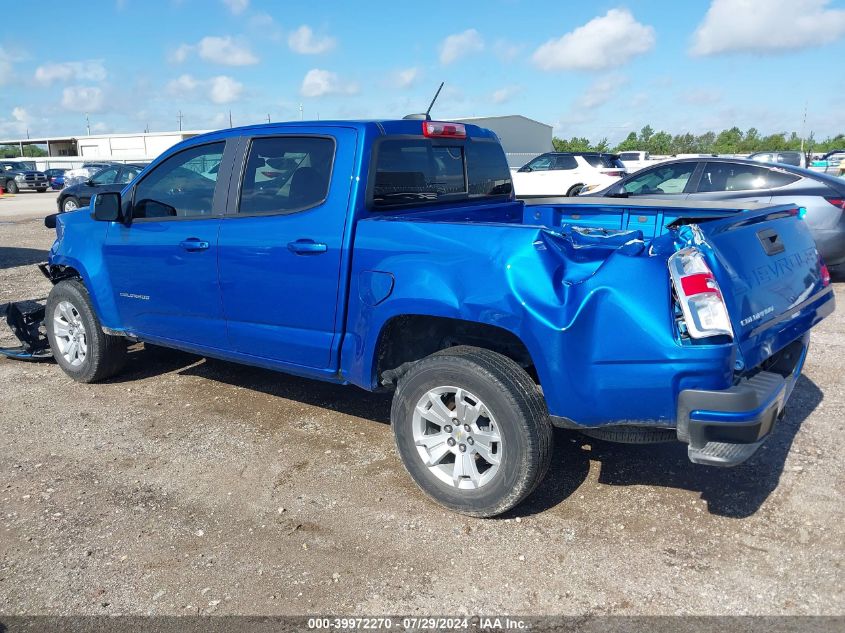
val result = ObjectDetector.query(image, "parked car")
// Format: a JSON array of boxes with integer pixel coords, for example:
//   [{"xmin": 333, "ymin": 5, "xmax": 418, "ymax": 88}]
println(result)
[
  {"xmin": 809, "ymin": 150, "xmax": 845, "ymax": 176},
  {"xmin": 16, "ymin": 119, "xmax": 834, "ymax": 517},
  {"xmin": 617, "ymin": 150, "xmax": 655, "ymax": 173},
  {"xmin": 748, "ymin": 150, "xmax": 807, "ymax": 169},
  {"xmin": 512, "ymin": 152, "xmax": 626, "ymax": 197},
  {"xmin": 583, "ymin": 157, "xmax": 845, "ymax": 267},
  {"xmin": 57, "ymin": 163, "xmax": 144, "ymax": 212},
  {"xmin": 43, "ymin": 169, "xmax": 67, "ymax": 191},
  {"xmin": 0, "ymin": 161, "xmax": 48, "ymax": 193},
  {"xmin": 62, "ymin": 162, "xmax": 125, "ymax": 189}
]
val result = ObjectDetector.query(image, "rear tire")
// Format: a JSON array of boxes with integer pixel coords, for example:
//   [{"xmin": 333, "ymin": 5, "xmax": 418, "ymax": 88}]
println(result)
[
  {"xmin": 46, "ymin": 279, "xmax": 126, "ymax": 383},
  {"xmin": 391, "ymin": 346, "xmax": 553, "ymax": 517},
  {"xmin": 62, "ymin": 196, "xmax": 80, "ymax": 212}
]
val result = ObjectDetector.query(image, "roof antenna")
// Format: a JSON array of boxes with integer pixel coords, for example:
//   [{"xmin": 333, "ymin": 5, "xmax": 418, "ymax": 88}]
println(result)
[{"xmin": 403, "ymin": 82, "xmax": 444, "ymax": 121}]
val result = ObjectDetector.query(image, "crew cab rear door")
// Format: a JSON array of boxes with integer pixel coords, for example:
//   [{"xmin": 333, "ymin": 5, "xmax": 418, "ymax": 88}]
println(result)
[{"xmin": 217, "ymin": 127, "xmax": 357, "ymax": 371}]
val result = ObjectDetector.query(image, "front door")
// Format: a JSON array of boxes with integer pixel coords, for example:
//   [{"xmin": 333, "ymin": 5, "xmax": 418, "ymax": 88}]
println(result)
[
  {"xmin": 218, "ymin": 129, "xmax": 357, "ymax": 370},
  {"xmin": 103, "ymin": 140, "xmax": 231, "ymax": 348}
]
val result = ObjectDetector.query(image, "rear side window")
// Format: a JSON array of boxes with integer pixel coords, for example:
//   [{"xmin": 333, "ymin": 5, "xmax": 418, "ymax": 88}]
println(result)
[
  {"xmin": 552, "ymin": 155, "xmax": 578, "ymax": 170},
  {"xmin": 619, "ymin": 152, "xmax": 640, "ymax": 161},
  {"xmin": 239, "ymin": 136, "xmax": 334, "ymax": 215},
  {"xmin": 698, "ymin": 163, "xmax": 798, "ymax": 192},
  {"xmin": 371, "ymin": 138, "xmax": 512, "ymax": 209}
]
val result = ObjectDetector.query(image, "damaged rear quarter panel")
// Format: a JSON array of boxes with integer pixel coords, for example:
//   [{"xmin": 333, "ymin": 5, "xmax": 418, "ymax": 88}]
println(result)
[{"xmin": 342, "ymin": 218, "xmax": 735, "ymax": 426}]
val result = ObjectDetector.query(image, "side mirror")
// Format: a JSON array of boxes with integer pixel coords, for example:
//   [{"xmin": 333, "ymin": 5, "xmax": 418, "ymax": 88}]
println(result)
[
  {"xmin": 518, "ymin": 166, "xmax": 532, "ymax": 173},
  {"xmin": 44, "ymin": 213, "xmax": 57, "ymax": 229},
  {"xmin": 92, "ymin": 192, "xmax": 122, "ymax": 222}
]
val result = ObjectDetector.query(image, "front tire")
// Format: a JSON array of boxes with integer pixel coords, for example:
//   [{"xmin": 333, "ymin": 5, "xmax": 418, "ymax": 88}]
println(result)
[
  {"xmin": 46, "ymin": 279, "xmax": 126, "ymax": 383},
  {"xmin": 62, "ymin": 196, "xmax": 80, "ymax": 212},
  {"xmin": 6, "ymin": 180, "xmax": 18, "ymax": 194},
  {"xmin": 391, "ymin": 346, "xmax": 553, "ymax": 517},
  {"xmin": 37, "ymin": 188, "xmax": 47, "ymax": 193},
  {"xmin": 566, "ymin": 184, "xmax": 584, "ymax": 196}
]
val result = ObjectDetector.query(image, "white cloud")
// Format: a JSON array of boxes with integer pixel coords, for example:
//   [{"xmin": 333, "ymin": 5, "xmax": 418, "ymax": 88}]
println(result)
[
  {"xmin": 288, "ymin": 25, "xmax": 337, "ymax": 55},
  {"xmin": 576, "ymin": 75, "xmax": 627, "ymax": 109},
  {"xmin": 171, "ymin": 36, "xmax": 258, "ymax": 66},
  {"xmin": 34, "ymin": 60, "xmax": 107, "ymax": 85},
  {"xmin": 167, "ymin": 73, "xmax": 201, "ymax": 96},
  {"xmin": 491, "ymin": 85, "xmax": 521, "ymax": 104},
  {"xmin": 300, "ymin": 69, "xmax": 358, "ymax": 97},
  {"xmin": 222, "ymin": 0, "xmax": 248, "ymax": 15},
  {"xmin": 439, "ymin": 29, "xmax": 484, "ymax": 65},
  {"xmin": 209, "ymin": 75, "xmax": 243, "ymax": 104},
  {"xmin": 198, "ymin": 36, "xmax": 258, "ymax": 66},
  {"xmin": 394, "ymin": 67, "xmax": 420, "ymax": 89},
  {"xmin": 532, "ymin": 9, "xmax": 655, "ymax": 71},
  {"xmin": 691, "ymin": 0, "xmax": 845, "ymax": 55},
  {"xmin": 12, "ymin": 107, "xmax": 28, "ymax": 123},
  {"xmin": 169, "ymin": 44, "xmax": 193, "ymax": 64},
  {"xmin": 61, "ymin": 86, "xmax": 104, "ymax": 112},
  {"xmin": 167, "ymin": 73, "xmax": 243, "ymax": 104}
]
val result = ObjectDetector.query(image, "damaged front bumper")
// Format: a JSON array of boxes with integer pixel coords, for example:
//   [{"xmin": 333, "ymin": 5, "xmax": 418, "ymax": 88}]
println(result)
[{"xmin": 0, "ymin": 299, "xmax": 51, "ymax": 361}]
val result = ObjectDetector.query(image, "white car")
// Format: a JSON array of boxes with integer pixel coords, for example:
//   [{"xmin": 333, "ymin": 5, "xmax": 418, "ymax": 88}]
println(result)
[{"xmin": 512, "ymin": 152, "xmax": 626, "ymax": 197}]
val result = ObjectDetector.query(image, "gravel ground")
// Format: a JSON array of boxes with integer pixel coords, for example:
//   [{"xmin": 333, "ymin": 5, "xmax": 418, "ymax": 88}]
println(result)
[{"xmin": 0, "ymin": 211, "xmax": 842, "ymax": 616}]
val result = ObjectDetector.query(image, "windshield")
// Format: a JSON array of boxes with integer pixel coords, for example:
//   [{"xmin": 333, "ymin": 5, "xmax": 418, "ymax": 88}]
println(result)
[{"xmin": 371, "ymin": 138, "xmax": 512, "ymax": 209}]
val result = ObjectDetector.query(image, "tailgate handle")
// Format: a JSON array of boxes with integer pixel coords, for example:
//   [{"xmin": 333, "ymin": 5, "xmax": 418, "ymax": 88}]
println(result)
[{"xmin": 757, "ymin": 228, "xmax": 785, "ymax": 256}]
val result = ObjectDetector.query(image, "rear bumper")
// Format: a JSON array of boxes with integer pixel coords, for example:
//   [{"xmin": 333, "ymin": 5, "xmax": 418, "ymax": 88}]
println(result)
[{"xmin": 676, "ymin": 336, "xmax": 808, "ymax": 467}]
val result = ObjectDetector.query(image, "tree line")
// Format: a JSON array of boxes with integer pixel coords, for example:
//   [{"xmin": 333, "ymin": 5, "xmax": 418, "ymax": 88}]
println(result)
[{"xmin": 553, "ymin": 125, "xmax": 845, "ymax": 156}]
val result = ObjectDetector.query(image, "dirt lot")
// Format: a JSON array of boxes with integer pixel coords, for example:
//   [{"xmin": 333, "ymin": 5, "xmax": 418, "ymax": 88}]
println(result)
[{"xmin": 0, "ymin": 201, "xmax": 843, "ymax": 616}]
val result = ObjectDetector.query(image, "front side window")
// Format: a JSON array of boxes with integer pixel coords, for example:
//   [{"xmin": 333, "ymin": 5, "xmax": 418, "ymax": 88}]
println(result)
[
  {"xmin": 525, "ymin": 155, "xmax": 553, "ymax": 171},
  {"xmin": 698, "ymin": 163, "xmax": 775, "ymax": 192},
  {"xmin": 132, "ymin": 142, "xmax": 224, "ymax": 219},
  {"xmin": 91, "ymin": 167, "xmax": 119, "ymax": 185},
  {"xmin": 776, "ymin": 153, "xmax": 801, "ymax": 166},
  {"xmin": 239, "ymin": 136, "xmax": 334, "ymax": 215},
  {"xmin": 623, "ymin": 162, "xmax": 697, "ymax": 195},
  {"xmin": 117, "ymin": 166, "xmax": 140, "ymax": 185}
]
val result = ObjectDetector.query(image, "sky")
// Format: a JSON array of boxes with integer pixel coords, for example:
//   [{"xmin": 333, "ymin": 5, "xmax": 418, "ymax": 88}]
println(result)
[{"xmin": 2, "ymin": 0, "xmax": 845, "ymax": 145}]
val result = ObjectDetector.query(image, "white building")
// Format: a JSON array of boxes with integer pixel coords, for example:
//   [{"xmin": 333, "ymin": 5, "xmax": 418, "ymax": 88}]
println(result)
[
  {"xmin": 0, "ymin": 130, "xmax": 207, "ymax": 170},
  {"xmin": 453, "ymin": 115, "xmax": 553, "ymax": 168}
]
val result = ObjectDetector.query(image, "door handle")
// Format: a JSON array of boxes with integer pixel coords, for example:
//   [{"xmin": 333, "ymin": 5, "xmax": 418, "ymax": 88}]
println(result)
[
  {"xmin": 287, "ymin": 239, "xmax": 327, "ymax": 255},
  {"xmin": 179, "ymin": 238, "xmax": 209, "ymax": 251}
]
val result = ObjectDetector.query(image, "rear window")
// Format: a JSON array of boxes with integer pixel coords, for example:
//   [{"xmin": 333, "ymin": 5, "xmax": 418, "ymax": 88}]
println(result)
[
  {"xmin": 619, "ymin": 152, "xmax": 640, "ymax": 161},
  {"xmin": 371, "ymin": 138, "xmax": 512, "ymax": 209},
  {"xmin": 583, "ymin": 154, "xmax": 625, "ymax": 169}
]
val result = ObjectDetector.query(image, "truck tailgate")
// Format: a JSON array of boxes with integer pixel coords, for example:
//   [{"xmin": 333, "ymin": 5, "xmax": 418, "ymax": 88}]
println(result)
[{"xmin": 691, "ymin": 205, "xmax": 835, "ymax": 370}]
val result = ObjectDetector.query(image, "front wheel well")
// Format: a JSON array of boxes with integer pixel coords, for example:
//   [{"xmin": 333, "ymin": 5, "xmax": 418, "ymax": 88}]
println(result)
[
  {"xmin": 41, "ymin": 263, "xmax": 82, "ymax": 285},
  {"xmin": 374, "ymin": 315, "xmax": 538, "ymax": 390}
]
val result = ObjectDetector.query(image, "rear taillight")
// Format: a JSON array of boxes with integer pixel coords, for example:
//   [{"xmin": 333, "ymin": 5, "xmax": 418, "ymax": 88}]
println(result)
[
  {"xmin": 825, "ymin": 197, "xmax": 845, "ymax": 209},
  {"xmin": 820, "ymin": 255, "xmax": 831, "ymax": 287},
  {"xmin": 422, "ymin": 121, "xmax": 466, "ymax": 138},
  {"xmin": 668, "ymin": 248, "xmax": 733, "ymax": 340}
]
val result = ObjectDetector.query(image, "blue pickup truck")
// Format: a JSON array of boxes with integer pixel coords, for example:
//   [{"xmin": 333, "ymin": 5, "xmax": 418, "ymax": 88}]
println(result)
[{"xmin": 17, "ymin": 118, "xmax": 835, "ymax": 516}]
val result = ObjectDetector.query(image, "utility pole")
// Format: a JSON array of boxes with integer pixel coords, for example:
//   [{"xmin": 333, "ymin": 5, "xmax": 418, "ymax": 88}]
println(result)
[
  {"xmin": 800, "ymin": 101, "xmax": 808, "ymax": 154},
  {"xmin": 267, "ymin": 113, "xmax": 271, "ymax": 124},
  {"xmin": 86, "ymin": 113, "xmax": 91, "ymax": 136},
  {"xmin": 229, "ymin": 110, "xmax": 233, "ymax": 128},
  {"xmin": 177, "ymin": 110, "xmax": 183, "ymax": 131},
  {"xmin": 299, "ymin": 103, "xmax": 303, "ymax": 121}
]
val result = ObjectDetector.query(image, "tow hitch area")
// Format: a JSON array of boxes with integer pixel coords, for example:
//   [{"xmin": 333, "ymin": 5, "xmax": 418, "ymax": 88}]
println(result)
[{"xmin": 0, "ymin": 299, "xmax": 51, "ymax": 361}]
